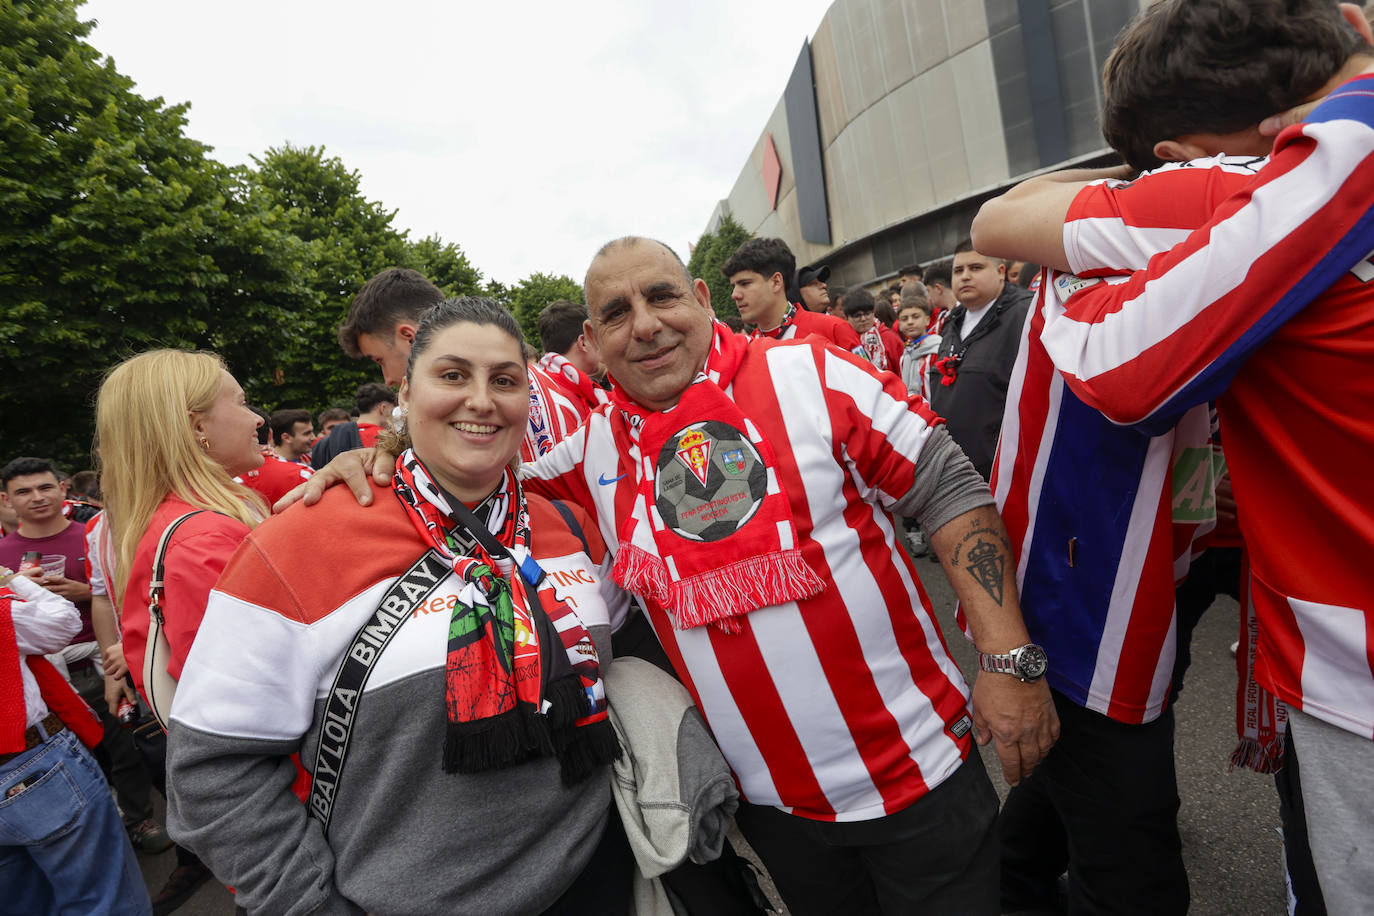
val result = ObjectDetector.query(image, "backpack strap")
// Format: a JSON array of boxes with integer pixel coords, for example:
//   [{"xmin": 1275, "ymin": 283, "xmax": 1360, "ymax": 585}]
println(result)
[{"xmin": 550, "ymin": 499, "xmax": 592, "ymax": 558}]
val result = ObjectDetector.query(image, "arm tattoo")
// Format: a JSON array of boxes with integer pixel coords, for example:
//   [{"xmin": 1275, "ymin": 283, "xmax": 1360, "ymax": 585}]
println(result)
[{"xmin": 948, "ymin": 521, "xmax": 1012, "ymax": 606}]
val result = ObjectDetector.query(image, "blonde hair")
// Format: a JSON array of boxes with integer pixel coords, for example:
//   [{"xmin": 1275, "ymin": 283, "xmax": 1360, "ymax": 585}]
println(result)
[{"xmin": 96, "ymin": 350, "xmax": 266, "ymax": 603}]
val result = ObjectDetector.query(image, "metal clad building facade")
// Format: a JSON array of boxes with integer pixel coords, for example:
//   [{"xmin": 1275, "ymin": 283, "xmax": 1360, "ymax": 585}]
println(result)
[{"xmin": 705, "ymin": 0, "xmax": 1147, "ymax": 288}]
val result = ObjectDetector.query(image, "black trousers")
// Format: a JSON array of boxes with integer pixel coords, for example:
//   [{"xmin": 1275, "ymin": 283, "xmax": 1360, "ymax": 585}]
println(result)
[
  {"xmin": 999, "ymin": 689, "xmax": 1188, "ymax": 915},
  {"xmin": 734, "ymin": 750, "xmax": 1000, "ymax": 916},
  {"xmin": 70, "ymin": 664, "xmax": 154, "ymax": 827}
]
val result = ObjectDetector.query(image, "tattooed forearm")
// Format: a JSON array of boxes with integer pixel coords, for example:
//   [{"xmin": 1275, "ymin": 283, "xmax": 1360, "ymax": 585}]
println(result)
[{"xmin": 946, "ymin": 517, "xmax": 1013, "ymax": 607}]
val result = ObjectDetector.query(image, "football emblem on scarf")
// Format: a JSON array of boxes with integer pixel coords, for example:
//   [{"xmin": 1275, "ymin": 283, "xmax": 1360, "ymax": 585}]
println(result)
[{"xmin": 656, "ymin": 420, "xmax": 768, "ymax": 541}]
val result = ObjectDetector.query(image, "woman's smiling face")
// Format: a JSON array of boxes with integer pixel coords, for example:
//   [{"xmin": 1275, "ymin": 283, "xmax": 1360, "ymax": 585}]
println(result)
[{"xmin": 400, "ymin": 321, "xmax": 529, "ymax": 503}]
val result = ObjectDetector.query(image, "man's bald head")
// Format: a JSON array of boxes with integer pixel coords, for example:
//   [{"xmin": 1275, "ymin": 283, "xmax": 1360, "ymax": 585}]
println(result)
[{"xmin": 586, "ymin": 236, "xmax": 693, "ymax": 292}]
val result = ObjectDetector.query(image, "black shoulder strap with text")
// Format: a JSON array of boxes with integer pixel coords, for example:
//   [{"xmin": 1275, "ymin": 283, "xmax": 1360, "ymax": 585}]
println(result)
[{"xmin": 307, "ymin": 549, "xmax": 450, "ymax": 834}]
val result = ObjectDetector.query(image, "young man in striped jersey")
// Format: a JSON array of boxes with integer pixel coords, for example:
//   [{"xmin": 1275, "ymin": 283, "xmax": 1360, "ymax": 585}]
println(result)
[
  {"xmin": 302, "ymin": 235, "xmax": 1059, "ymax": 915},
  {"xmin": 973, "ymin": 2, "xmax": 1374, "ymax": 912}
]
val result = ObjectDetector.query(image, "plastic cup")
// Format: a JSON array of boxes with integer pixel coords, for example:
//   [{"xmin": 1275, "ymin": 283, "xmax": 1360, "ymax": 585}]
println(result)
[{"xmin": 39, "ymin": 555, "xmax": 66, "ymax": 578}]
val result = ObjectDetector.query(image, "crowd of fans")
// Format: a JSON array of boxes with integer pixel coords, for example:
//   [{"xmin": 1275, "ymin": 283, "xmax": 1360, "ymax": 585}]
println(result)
[{"xmin": 3, "ymin": 1, "xmax": 1374, "ymax": 914}]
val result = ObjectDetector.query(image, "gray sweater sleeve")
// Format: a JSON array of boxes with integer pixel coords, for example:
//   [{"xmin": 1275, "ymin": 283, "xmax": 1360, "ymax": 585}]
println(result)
[
  {"xmin": 891, "ymin": 425, "xmax": 995, "ymax": 536},
  {"xmin": 166, "ymin": 725, "xmax": 364, "ymax": 916}
]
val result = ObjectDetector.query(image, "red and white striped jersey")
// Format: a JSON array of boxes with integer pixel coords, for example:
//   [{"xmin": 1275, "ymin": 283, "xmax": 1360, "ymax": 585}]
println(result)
[
  {"xmin": 779, "ymin": 307, "xmax": 864, "ymax": 354},
  {"xmin": 1040, "ymin": 77, "xmax": 1374, "ymax": 738},
  {"xmin": 525, "ymin": 336, "xmax": 973, "ymax": 822},
  {"xmin": 522, "ymin": 362, "xmax": 592, "ymax": 463},
  {"xmin": 992, "ymin": 265, "xmax": 1216, "ymax": 724}
]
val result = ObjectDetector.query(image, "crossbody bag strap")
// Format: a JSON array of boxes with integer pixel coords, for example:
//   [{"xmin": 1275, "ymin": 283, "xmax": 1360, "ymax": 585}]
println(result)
[
  {"xmin": 308, "ymin": 549, "xmax": 451, "ymax": 835},
  {"xmin": 550, "ymin": 499, "xmax": 592, "ymax": 559},
  {"xmin": 143, "ymin": 511, "xmax": 205, "ymax": 732},
  {"xmin": 440, "ymin": 490, "xmax": 548, "ymax": 592}
]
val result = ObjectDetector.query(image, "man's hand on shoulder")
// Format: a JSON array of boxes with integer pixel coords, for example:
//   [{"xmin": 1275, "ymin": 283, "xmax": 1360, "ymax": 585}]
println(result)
[{"xmin": 273, "ymin": 446, "xmax": 401, "ymax": 512}]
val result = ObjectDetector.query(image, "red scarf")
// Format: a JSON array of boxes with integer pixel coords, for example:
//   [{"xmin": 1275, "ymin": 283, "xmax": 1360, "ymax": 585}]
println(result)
[
  {"xmin": 537, "ymin": 352, "xmax": 609, "ymax": 412},
  {"xmin": 0, "ymin": 587, "xmax": 102, "ymax": 753},
  {"xmin": 608, "ymin": 322, "xmax": 827, "ymax": 633},
  {"xmin": 0, "ymin": 591, "xmax": 23, "ymax": 752},
  {"xmin": 860, "ymin": 318, "xmax": 888, "ymax": 370},
  {"xmin": 392, "ymin": 454, "xmax": 616, "ymax": 784}
]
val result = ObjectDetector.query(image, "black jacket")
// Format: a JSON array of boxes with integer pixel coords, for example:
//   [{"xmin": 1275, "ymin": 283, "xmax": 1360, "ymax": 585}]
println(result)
[
  {"xmin": 928, "ymin": 282, "xmax": 1032, "ymax": 480},
  {"xmin": 309, "ymin": 421, "xmax": 364, "ymax": 468}
]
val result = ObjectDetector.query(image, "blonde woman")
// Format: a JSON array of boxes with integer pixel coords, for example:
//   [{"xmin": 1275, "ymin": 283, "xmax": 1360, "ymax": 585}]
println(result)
[
  {"xmin": 95, "ymin": 349, "xmax": 267, "ymax": 911},
  {"xmin": 96, "ymin": 349, "xmax": 266, "ymax": 707}
]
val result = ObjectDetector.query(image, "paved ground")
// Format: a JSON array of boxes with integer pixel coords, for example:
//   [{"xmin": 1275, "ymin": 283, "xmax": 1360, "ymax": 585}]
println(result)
[{"xmin": 148, "ymin": 551, "xmax": 1286, "ymax": 915}]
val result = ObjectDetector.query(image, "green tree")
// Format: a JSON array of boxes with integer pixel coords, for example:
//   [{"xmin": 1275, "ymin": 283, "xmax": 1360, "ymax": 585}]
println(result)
[
  {"xmin": 245, "ymin": 144, "xmax": 416, "ymax": 409},
  {"xmin": 407, "ymin": 234, "xmax": 483, "ymax": 299},
  {"xmin": 0, "ymin": 0, "xmax": 317, "ymax": 468},
  {"xmin": 507, "ymin": 273, "xmax": 584, "ymax": 348},
  {"xmin": 686, "ymin": 211, "xmax": 751, "ymax": 319}
]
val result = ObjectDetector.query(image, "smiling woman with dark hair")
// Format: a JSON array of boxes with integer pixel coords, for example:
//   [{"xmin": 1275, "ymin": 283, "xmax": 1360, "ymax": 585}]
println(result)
[{"xmin": 164, "ymin": 298, "xmax": 630, "ymax": 916}]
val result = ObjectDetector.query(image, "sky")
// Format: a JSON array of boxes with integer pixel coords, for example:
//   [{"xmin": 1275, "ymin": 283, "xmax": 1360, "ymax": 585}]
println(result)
[{"xmin": 81, "ymin": 0, "xmax": 837, "ymax": 287}]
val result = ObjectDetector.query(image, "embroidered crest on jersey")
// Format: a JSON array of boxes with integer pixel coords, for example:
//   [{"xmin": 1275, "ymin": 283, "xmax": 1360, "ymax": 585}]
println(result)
[{"xmin": 655, "ymin": 421, "xmax": 768, "ymax": 542}]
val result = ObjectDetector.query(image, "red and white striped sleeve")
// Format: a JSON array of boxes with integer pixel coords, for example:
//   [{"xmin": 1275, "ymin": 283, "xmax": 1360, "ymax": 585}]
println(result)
[{"xmin": 1039, "ymin": 74, "xmax": 1374, "ymax": 434}]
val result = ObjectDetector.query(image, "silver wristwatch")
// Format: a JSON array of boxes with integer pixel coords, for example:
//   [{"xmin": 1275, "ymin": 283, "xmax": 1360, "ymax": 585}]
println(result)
[{"xmin": 978, "ymin": 643, "xmax": 1048, "ymax": 683}]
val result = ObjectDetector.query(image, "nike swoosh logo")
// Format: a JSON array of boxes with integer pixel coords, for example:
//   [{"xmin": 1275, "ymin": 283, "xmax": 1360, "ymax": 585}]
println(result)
[{"xmin": 598, "ymin": 472, "xmax": 626, "ymax": 486}]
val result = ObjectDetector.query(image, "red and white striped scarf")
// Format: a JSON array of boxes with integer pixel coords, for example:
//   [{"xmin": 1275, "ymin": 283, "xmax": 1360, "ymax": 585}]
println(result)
[
  {"xmin": 606, "ymin": 322, "xmax": 827, "ymax": 633},
  {"xmin": 858, "ymin": 318, "xmax": 887, "ymax": 370},
  {"xmin": 0, "ymin": 590, "xmax": 23, "ymax": 752},
  {"xmin": 536, "ymin": 352, "xmax": 609, "ymax": 413}
]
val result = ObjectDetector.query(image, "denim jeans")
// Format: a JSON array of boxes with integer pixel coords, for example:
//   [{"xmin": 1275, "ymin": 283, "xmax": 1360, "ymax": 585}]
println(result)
[{"xmin": 0, "ymin": 726, "xmax": 152, "ymax": 915}]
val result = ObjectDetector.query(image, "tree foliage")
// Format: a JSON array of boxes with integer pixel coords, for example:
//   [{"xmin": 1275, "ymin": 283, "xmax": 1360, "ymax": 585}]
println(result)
[
  {"xmin": 243, "ymin": 144, "xmax": 412, "ymax": 408},
  {"xmin": 686, "ymin": 211, "xmax": 751, "ymax": 320},
  {"xmin": 505, "ymin": 273, "xmax": 584, "ymax": 349},
  {"xmin": 0, "ymin": 0, "xmax": 317, "ymax": 467},
  {"xmin": 0, "ymin": 0, "xmax": 585, "ymax": 469},
  {"xmin": 408, "ymin": 234, "xmax": 483, "ymax": 299}
]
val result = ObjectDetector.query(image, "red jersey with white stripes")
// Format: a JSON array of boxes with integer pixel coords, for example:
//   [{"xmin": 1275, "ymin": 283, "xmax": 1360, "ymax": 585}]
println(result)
[
  {"xmin": 992, "ymin": 265, "xmax": 1216, "ymax": 723},
  {"xmin": 1041, "ymin": 79, "xmax": 1374, "ymax": 738},
  {"xmin": 781, "ymin": 306, "xmax": 864, "ymax": 354},
  {"xmin": 536, "ymin": 352, "xmax": 610, "ymax": 421},
  {"xmin": 521, "ymin": 362, "xmax": 592, "ymax": 463},
  {"xmin": 525, "ymin": 336, "xmax": 972, "ymax": 822}
]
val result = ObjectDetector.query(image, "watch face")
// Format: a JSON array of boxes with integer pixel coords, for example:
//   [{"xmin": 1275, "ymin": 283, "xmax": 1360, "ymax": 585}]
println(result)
[{"xmin": 1015, "ymin": 645, "xmax": 1048, "ymax": 679}]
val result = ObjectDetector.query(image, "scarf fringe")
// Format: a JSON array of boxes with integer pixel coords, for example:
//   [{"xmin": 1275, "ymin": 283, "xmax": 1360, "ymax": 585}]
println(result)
[
  {"xmin": 444, "ymin": 681, "xmax": 619, "ymax": 785},
  {"xmin": 545, "ymin": 674, "xmax": 592, "ymax": 735},
  {"xmin": 1228, "ymin": 736, "xmax": 1285, "ymax": 775},
  {"xmin": 617, "ymin": 545, "xmax": 827, "ymax": 633},
  {"xmin": 443, "ymin": 702, "xmax": 552, "ymax": 774},
  {"xmin": 557, "ymin": 718, "xmax": 622, "ymax": 787},
  {"xmin": 612, "ymin": 543, "xmax": 672, "ymax": 605}
]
